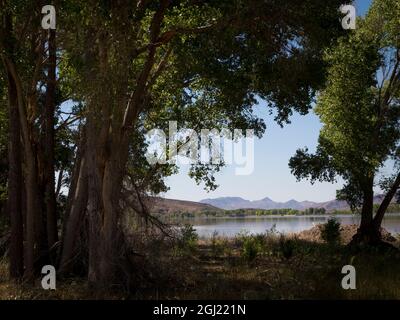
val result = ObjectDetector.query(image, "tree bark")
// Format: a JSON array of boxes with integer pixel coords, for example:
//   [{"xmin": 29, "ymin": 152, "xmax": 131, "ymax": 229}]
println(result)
[
  {"xmin": 359, "ymin": 182, "xmax": 374, "ymax": 233},
  {"xmin": 60, "ymin": 0, "xmax": 170, "ymax": 287},
  {"xmin": 59, "ymin": 155, "xmax": 88, "ymax": 274},
  {"xmin": 43, "ymin": 29, "xmax": 58, "ymax": 251},
  {"xmin": 4, "ymin": 58, "xmax": 40, "ymax": 280},
  {"xmin": 373, "ymin": 172, "xmax": 400, "ymax": 229},
  {"xmin": 351, "ymin": 177, "xmax": 381, "ymax": 245},
  {"xmin": 2, "ymin": 10, "xmax": 24, "ymax": 279},
  {"xmin": 86, "ymin": 122, "xmax": 104, "ymax": 286},
  {"xmin": 6, "ymin": 64, "xmax": 24, "ymax": 279}
]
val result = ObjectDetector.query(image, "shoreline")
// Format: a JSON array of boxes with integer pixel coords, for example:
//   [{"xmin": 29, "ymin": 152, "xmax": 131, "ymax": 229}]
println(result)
[
  {"xmin": 179, "ymin": 212, "xmax": 400, "ymax": 220},
  {"xmin": 195, "ymin": 224, "xmax": 400, "ymax": 246}
]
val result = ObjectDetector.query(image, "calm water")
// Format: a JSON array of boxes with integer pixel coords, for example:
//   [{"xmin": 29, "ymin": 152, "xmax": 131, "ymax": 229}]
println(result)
[{"xmin": 189, "ymin": 214, "xmax": 400, "ymax": 238}]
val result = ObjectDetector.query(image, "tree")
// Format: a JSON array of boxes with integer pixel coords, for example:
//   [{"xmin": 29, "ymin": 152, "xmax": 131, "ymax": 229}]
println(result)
[
  {"xmin": 0, "ymin": 0, "xmax": 64, "ymax": 279},
  {"xmin": 1, "ymin": 5, "xmax": 24, "ymax": 278},
  {"xmin": 0, "ymin": 57, "xmax": 10, "ymax": 240},
  {"xmin": 1, "ymin": 0, "xmax": 346, "ymax": 288},
  {"xmin": 56, "ymin": 0, "xmax": 346, "ymax": 287},
  {"xmin": 289, "ymin": 0, "xmax": 400, "ymax": 245},
  {"xmin": 43, "ymin": 27, "xmax": 58, "ymax": 252}
]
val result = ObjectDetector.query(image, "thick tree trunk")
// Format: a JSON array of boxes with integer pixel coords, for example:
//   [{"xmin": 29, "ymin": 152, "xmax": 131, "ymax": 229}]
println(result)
[
  {"xmin": 43, "ymin": 29, "xmax": 58, "ymax": 251},
  {"xmin": 23, "ymin": 122, "xmax": 40, "ymax": 281},
  {"xmin": 359, "ymin": 184, "xmax": 374, "ymax": 234},
  {"xmin": 4, "ymin": 58, "xmax": 40, "ymax": 280},
  {"xmin": 2, "ymin": 12, "xmax": 24, "ymax": 279},
  {"xmin": 351, "ymin": 178, "xmax": 381, "ymax": 245},
  {"xmin": 99, "ymin": 160, "xmax": 120, "ymax": 284},
  {"xmin": 59, "ymin": 1, "xmax": 168, "ymax": 285},
  {"xmin": 86, "ymin": 126, "xmax": 104, "ymax": 286},
  {"xmin": 59, "ymin": 128, "xmax": 88, "ymax": 273},
  {"xmin": 351, "ymin": 173, "xmax": 400, "ymax": 248},
  {"xmin": 59, "ymin": 155, "xmax": 88, "ymax": 274},
  {"xmin": 84, "ymin": 112, "xmax": 121, "ymax": 287},
  {"xmin": 2, "ymin": 7, "xmax": 52, "ymax": 280},
  {"xmin": 6, "ymin": 67, "xmax": 24, "ymax": 279}
]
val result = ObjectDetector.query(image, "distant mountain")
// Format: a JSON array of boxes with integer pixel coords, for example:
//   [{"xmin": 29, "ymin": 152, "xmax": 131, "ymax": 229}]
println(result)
[
  {"xmin": 200, "ymin": 195, "xmax": 389, "ymax": 211},
  {"xmin": 150, "ymin": 197, "xmax": 223, "ymax": 215},
  {"xmin": 200, "ymin": 196, "xmax": 319, "ymax": 210},
  {"xmin": 196, "ymin": 197, "xmax": 253, "ymax": 210},
  {"xmin": 149, "ymin": 194, "xmax": 392, "ymax": 215}
]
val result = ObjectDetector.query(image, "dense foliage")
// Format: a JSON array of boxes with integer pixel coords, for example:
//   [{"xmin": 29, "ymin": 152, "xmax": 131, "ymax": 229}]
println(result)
[{"xmin": 289, "ymin": 0, "xmax": 400, "ymax": 244}]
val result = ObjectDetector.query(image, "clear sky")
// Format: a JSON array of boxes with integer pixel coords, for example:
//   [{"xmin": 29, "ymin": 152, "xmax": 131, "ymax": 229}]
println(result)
[{"xmin": 164, "ymin": 0, "xmax": 373, "ymax": 203}]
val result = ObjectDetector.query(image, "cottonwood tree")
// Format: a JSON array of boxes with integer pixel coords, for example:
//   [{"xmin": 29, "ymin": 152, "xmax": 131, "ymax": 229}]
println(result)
[
  {"xmin": 0, "ymin": 0, "xmax": 63, "ymax": 279},
  {"xmin": 1, "ymin": 0, "xmax": 346, "ymax": 288},
  {"xmin": 289, "ymin": 0, "xmax": 400, "ymax": 245},
  {"xmin": 0, "ymin": 70, "xmax": 9, "ymax": 238},
  {"xmin": 56, "ymin": 0, "xmax": 345, "ymax": 287}
]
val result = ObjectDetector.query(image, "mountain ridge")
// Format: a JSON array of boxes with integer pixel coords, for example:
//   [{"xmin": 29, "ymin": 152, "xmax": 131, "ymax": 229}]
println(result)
[{"xmin": 200, "ymin": 195, "xmax": 387, "ymax": 211}]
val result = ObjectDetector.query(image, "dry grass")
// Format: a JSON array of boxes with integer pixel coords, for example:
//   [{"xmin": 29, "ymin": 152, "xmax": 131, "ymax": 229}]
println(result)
[
  {"xmin": 182, "ymin": 235, "xmax": 400, "ymax": 299},
  {"xmin": 1, "ymin": 229, "xmax": 400, "ymax": 300},
  {"xmin": 0, "ymin": 256, "xmax": 129, "ymax": 300}
]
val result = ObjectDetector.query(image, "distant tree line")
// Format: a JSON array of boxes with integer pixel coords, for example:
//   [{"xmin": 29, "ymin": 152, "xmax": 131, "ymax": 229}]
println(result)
[{"xmin": 158, "ymin": 203, "xmax": 400, "ymax": 222}]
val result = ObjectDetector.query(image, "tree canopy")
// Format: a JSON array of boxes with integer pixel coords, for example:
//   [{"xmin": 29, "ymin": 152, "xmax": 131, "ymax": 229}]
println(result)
[
  {"xmin": 0, "ymin": 0, "xmax": 348, "ymax": 286},
  {"xmin": 289, "ymin": 0, "xmax": 400, "ymax": 244}
]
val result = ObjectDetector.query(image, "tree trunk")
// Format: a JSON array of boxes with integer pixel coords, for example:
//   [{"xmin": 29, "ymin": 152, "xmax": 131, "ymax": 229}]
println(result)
[
  {"xmin": 373, "ymin": 172, "xmax": 400, "ymax": 230},
  {"xmin": 2, "ymin": 11, "xmax": 24, "ymax": 279},
  {"xmin": 359, "ymin": 184, "xmax": 374, "ymax": 234},
  {"xmin": 99, "ymin": 161, "xmax": 117, "ymax": 283},
  {"xmin": 59, "ymin": 2, "xmax": 167, "ymax": 285},
  {"xmin": 6, "ymin": 65, "xmax": 24, "ymax": 279},
  {"xmin": 43, "ymin": 29, "xmax": 58, "ymax": 251},
  {"xmin": 77, "ymin": 94, "xmax": 127, "ymax": 287},
  {"xmin": 4, "ymin": 58, "xmax": 40, "ymax": 280},
  {"xmin": 22, "ymin": 118, "xmax": 40, "ymax": 281},
  {"xmin": 86, "ymin": 125, "xmax": 104, "ymax": 286},
  {"xmin": 350, "ymin": 177, "xmax": 381, "ymax": 245},
  {"xmin": 59, "ymin": 155, "xmax": 88, "ymax": 274},
  {"xmin": 59, "ymin": 128, "xmax": 88, "ymax": 274}
]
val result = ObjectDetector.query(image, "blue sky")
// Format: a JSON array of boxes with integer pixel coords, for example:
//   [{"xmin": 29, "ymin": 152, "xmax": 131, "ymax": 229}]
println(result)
[{"xmin": 164, "ymin": 0, "xmax": 373, "ymax": 203}]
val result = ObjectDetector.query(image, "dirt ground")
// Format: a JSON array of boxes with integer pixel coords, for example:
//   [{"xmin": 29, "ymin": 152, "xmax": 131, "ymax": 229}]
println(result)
[{"xmin": 295, "ymin": 224, "xmax": 398, "ymax": 245}]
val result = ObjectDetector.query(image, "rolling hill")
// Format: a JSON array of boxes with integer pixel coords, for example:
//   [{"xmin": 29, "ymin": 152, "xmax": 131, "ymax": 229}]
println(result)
[{"xmin": 150, "ymin": 197, "xmax": 223, "ymax": 215}]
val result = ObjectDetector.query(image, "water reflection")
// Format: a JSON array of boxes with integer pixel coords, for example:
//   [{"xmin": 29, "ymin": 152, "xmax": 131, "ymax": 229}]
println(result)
[{"xmin": 188, "ymin": 214, "xmax": 400, "ymax": 238}]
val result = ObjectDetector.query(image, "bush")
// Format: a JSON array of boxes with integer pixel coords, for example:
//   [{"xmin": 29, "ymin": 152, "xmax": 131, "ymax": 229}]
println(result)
[
  {"xmin": 177, "ymin": 224, "xmax": 198, "ymax": 253},
  {"xmin": 241, "ymin": 235, "xmax": 265, "ymax": 264},
  {"xmin": 210, "ymin": 231, "xmax": 229, "ymax": 257},
  {"xmin": 278, "ymin": 236, "xmax": 295, "ymax": 259},
  {"xmin": 321, "ymin": 218, "xmax": 341, "ymax": 245}
]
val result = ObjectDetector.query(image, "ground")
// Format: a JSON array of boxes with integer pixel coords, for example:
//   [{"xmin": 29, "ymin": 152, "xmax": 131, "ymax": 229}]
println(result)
[{"xmin": 1, "ymin": 224, "xmax": 400, "ymax": 299}]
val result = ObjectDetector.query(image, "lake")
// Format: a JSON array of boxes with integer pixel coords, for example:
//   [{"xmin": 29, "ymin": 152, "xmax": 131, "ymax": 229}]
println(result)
[{"xmin": 189, "ymin": 214, "xmax": 400, "ymax": 238}]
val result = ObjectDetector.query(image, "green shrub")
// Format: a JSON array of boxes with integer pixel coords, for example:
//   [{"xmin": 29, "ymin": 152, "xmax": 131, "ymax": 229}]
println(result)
[
  {"xmin": 177, "ymin": 224, "xmax": 198, "ymax": 253},
  {"xmin": 278, "ymin": 236, "xmax": 295, "ymax": 259},
  {"xmin": 321, "ymin": 218, "xmax": 341, "ymax": 245},
  {"xmin": 242, "ymin": 238, "xmax": 258, "ymax": 263},
  {"xmin": 211, "ymin": 231, "xmax": 229, "ymax": 257},
  {"xmin": 241, "ymin": 235, "xmax": 265, "ymax": 264}
]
